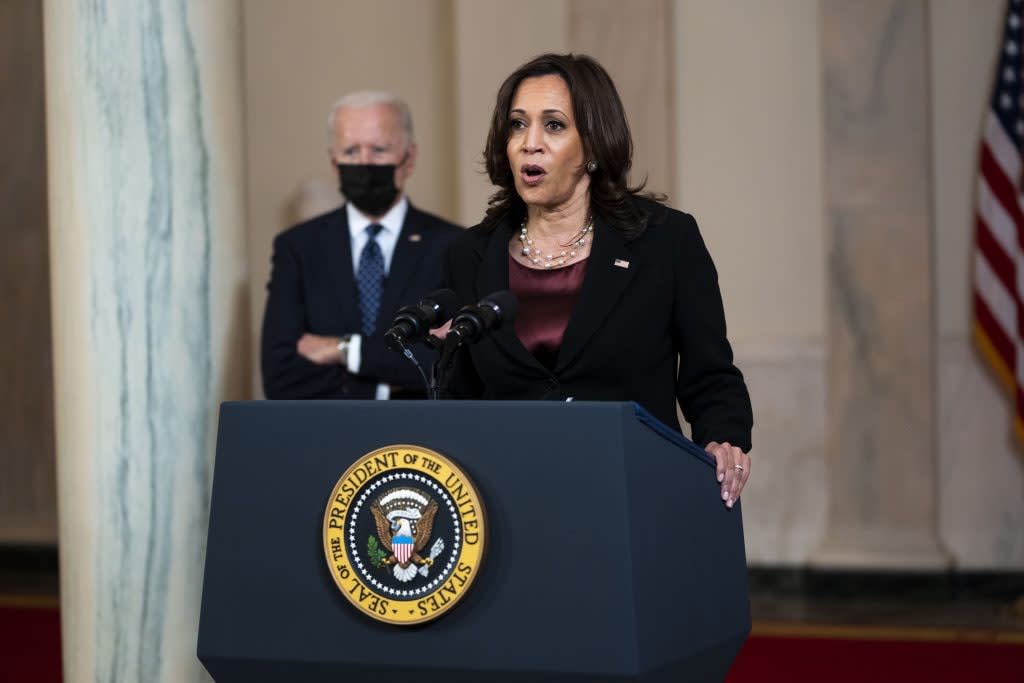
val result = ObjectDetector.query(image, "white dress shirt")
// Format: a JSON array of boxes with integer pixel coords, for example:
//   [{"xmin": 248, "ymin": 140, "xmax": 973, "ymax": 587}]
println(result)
[{"xmin": 344, "ymin": 197, "xmax": 409, "ymax": 400}]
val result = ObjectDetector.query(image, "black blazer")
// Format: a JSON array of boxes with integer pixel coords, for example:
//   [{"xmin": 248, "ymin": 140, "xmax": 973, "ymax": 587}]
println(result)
[
  {"xmin": 442, "ymin": 200, "xmax": 753, "ymax": 451},
  {"xmin": 261, "ymin": 202, "xmax": 460, "ymax": 399}
]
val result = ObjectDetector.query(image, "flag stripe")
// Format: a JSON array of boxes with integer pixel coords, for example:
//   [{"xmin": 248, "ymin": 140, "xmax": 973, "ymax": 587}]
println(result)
[
  {"xmin": 977, "ymin": 216, "xmax": 1016, "ymax": 294},
  {"xmin": 978, "ymin": 176, "xmax": 1020, "ymax": 260},
  {"xmin": 975, "ymin": 251, "xmax": 1018, "ymax": 340},
  {"xmin": 983, "ymin": 110, "xmax": 1022, "ymax": 186},
  {"xmin": 980, "ymin": 144, "xmax": 1024, "ymax": 232}
]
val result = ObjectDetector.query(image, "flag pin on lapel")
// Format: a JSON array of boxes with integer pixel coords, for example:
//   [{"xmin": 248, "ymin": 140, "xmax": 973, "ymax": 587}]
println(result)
[
  {"xmin": 613, "ymin": 258, "xmax": 630, "ymax": 269},
  {"xmin": 408, "ymin": 234, "xmax": 422, "ymax": 242}
]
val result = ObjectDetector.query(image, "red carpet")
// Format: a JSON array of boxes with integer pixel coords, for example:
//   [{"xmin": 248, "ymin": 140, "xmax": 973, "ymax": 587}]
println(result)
[
  {"xmin": 1, "ymin": 602, "xmax": 62, "ymax": 683},
  {"xmin": 1, "ymin": 604, "xmax": 1022, "ymax": 682},
  {"xmin": 727, "ymin": 625, "xmax": 1024, "ymax": 682}
]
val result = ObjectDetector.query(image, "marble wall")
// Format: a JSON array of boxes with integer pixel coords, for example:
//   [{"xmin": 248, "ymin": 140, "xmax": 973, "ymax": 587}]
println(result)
[
  {"xmin": 939, "ymin": 338, "xmax": 1024, "ymax": 569},
  {"xmin": 734, "ymin": 344, "xmax": 828, "ymax": 564},
  {"xmin": 673, "ymin": 0, "xmax": 1024, "ymax": 569},
  {"xmin": 813, "ymin": 0, "xmax": 946, "ymax": 568},
  {"xmin": 44, "ymin": 1, "xmax": 247, "ymax": 680},
  {"xmin": 452, "ymin": 0, "xmax": 569, "ymax": 226},
  {"xmin": 674, "ymin": 0, "xmax": 826, "ymax": 347},
  {"xmin": 569, "ymin": 0, "xmax": 676, "ymax": 197},
  {"xmin": 672, "ymin": 0, "xmax": 830, "ymax": 565}
]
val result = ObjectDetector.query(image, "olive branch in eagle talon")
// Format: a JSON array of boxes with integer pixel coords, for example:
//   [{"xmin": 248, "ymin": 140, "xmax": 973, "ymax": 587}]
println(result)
[{"xmin": 366, "ymin": 536, "xmax": 388, "ymax": 568}]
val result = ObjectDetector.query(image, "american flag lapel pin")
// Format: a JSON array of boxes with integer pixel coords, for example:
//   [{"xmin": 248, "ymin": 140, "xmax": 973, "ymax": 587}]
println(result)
[
  {"xmin": 613, "ymin": 258, "xmax": 630, "ymax": 269},
  {"xmin": 408, "ymin": 233, "xmax": 422, "ymax": 242}
]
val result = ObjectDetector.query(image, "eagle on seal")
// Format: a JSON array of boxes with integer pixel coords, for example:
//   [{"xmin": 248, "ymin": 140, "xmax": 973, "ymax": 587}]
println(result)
[{"xmin": 371, "ymin": 488, "xmax": 441, "ymax": 582}]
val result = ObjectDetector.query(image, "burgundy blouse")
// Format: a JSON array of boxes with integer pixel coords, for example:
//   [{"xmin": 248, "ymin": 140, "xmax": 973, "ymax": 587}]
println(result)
[{"xmin": 508, "ymin": 254, "xmax": 588, "ymax": 369}]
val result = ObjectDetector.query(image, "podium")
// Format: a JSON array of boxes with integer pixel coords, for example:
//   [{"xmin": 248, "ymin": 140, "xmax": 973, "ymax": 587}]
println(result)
[{"xmin": 198, "ymin": 401, "xmax": 750, "ymax": 682}]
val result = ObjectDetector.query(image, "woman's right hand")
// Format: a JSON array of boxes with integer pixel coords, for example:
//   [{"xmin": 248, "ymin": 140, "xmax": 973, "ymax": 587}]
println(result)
[{"xmin": 705, "ymin": 441, "xmax": 751, "ymax": 509}]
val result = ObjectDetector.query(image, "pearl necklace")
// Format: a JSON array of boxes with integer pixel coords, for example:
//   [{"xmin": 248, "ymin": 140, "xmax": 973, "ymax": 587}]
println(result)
[{"xmin": 518, "ymin": 218, "xmax": 594, "ymax": 269}]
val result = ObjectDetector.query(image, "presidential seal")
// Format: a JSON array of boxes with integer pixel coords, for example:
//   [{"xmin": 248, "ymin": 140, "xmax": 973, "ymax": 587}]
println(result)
[{"xmin": 323, "ymin": 445, "xmax": 486, "ymax": 625}]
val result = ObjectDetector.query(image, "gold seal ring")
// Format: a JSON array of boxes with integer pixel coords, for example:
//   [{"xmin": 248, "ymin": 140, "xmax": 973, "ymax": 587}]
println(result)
[{"xmin": 323, "ymin": 444, "xmax": 486, "ymax": 625}]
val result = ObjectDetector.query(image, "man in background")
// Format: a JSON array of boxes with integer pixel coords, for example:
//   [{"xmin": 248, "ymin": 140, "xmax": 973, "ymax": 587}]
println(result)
[{"xmin": 261, "ymin": 91, "xmax": 460, "ymax": 399}]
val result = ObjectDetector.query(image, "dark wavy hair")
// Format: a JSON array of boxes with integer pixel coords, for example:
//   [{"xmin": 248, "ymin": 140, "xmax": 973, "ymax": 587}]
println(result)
[{"xmin": 481, "ymin": 53, "xmax": 664, "ymax": 239}]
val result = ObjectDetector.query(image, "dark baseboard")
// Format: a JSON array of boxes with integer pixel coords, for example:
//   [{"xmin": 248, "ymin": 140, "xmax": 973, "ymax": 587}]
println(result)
[
  {"xmin": 749, "ymin": 566, "xmax": 1024, "ymax": 601},
  {"xmin": 0, "ymin": 545, "xmax": 58, "ymax": 575}
]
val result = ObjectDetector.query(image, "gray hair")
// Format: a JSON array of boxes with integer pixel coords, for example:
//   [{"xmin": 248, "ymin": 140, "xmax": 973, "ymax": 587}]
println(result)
[{"xmin": 326, "ymin": 90, "xmax": 414, "ymax": 149}]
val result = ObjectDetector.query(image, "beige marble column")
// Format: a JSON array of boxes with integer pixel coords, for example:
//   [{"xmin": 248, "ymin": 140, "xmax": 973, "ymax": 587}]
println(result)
[
  {"xmin": 811, "ymin": 0, "xmax": 948, "ymax": 569},
  {"xmin": 44, "ymin": 1, "xmax": 248, "ymax": 680}
]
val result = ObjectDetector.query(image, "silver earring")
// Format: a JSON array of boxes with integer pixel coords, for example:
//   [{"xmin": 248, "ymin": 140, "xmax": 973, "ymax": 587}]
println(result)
[{"xmin": 586, "ymin": 160, "xmax": 597, "ymax": 173}]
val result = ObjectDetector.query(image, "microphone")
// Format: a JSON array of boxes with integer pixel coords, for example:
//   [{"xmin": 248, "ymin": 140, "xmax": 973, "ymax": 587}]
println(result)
[
  {"xmin": 384, "ymin": 289, "xmax": 460, "ymax": 352},
  {"xmin": 444, "ymin": 290, "xmax": 519, "ymax": 349}
]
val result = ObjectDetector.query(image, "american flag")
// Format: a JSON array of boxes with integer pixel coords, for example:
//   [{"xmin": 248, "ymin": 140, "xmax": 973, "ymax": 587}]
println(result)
[{"xmin": 975, "ymin": 0, "xmax": 1024, "ymax": 442}]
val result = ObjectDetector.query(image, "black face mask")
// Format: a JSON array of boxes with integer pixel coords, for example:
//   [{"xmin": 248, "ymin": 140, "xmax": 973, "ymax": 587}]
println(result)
[{"xmin": 337, "ymin": 163, "xmax": 400, "ymax": 217}]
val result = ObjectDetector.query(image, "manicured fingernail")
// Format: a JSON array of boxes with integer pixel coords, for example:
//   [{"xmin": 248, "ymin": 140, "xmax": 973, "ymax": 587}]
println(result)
[
  {"xmin": 717, "ymin": 472, "xmax": 724, "ymax": 483},
  {"xmin": 721, "ymin": 489, "xmax": 729, "ymax": 500},
  {"xmin": 727, "ymin": 499, "xmax": 734, "ymax": 508}
]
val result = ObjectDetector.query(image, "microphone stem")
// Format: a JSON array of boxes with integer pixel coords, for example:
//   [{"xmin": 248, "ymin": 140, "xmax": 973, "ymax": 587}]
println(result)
[
  {"xmin": 393, "ymin": 338, "xmax": 431, "ymax": 399},
  {"xmin": 433, "ymin": 333, "xmax": 465, "ymax": 400}
]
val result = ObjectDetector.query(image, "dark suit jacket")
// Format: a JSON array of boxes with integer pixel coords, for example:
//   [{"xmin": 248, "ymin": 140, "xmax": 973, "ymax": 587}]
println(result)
[
  {"xmin": 442, "ymin": 200, "xmax": 753, "ymax": 451},
  {"xmin": 261, "ymin": 202, "xmax": 460, "ymax": 399}
]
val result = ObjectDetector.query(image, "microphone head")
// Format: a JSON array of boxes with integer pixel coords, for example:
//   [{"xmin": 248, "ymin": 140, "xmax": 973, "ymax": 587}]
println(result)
[
  {"xmin": 385, "ymin": 289, "xmax": 460, "ymax": 353},
  {"xmin": 444, "ymin": 290, "xmax": 519, "ymax": 350},
  {"xmin": 419, "ymin": 288, "xmax": 459, "ymax": 325},
  {"xmin": 476, "ymin": 290, "xmax": 518, "ymax": 330},
  {"xmin": 384, "ymin": 320, "xmax": 416, "ymax": 352}
]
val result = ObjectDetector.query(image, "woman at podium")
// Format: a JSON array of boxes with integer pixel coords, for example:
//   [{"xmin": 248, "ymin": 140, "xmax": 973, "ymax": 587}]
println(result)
[{"xmin": 442, "ymin": 53, "xmax": 753, "ymax": 508}]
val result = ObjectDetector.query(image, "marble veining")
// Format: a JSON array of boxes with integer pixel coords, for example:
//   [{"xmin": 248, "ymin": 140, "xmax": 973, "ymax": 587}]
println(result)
[
  {"xmin": 70, "ymin": 1, "xmax": 222, "ymax": 680},
  {"xmin": 816, "ymin": 0, "xmax": 946, "ymax": 567},
  {"xmin": 828, "ymin": 211, "xmax": 878, "ymax": 380},
  {"xmin": 824, "ymin": 2, "xmax": 907, "ymax": 133}
]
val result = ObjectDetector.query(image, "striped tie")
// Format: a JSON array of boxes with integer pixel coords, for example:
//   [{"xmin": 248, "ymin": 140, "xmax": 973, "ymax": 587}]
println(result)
[{"xmin": 357, "ymin": 224, "xmax": 385, "ymax": 336}]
